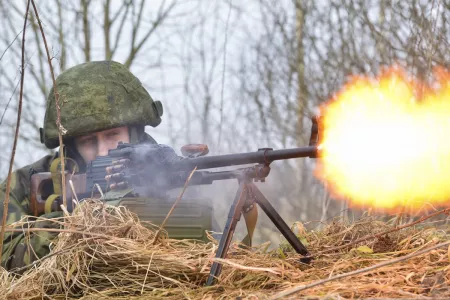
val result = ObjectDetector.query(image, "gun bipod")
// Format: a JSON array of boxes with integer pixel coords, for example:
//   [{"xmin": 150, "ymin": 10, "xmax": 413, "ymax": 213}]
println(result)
[{"xmin": 206, "ymin": 174, "xmax": 311, "ymax": 286}]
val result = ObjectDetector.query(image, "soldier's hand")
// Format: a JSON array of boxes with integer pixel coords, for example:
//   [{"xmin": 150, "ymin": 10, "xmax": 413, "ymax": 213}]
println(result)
[
  {"xmin": 105, "ymin": 143, "xmax": 184, "ymax": 191},
  {"xmin": 105, "ymin": 158, "xmax": 130, "ymax": 190}
]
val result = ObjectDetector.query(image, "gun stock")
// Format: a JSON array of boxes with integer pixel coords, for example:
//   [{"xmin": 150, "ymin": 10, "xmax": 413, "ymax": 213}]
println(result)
[{"xmin": 30, "ymin": 172, "xmax": 88, "ymax": 216}]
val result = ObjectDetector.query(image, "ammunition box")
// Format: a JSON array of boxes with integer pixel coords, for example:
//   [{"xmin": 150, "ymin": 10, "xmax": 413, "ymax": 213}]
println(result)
[{"xmin": 118, "ymin": 197, "xmax": 213, "ymax": 242}]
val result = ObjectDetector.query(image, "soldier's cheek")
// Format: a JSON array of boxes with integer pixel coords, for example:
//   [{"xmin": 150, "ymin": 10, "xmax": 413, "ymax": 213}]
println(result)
[{"xmin": 77, "ymin": 144, "xmax": 99, "ymax": 163}]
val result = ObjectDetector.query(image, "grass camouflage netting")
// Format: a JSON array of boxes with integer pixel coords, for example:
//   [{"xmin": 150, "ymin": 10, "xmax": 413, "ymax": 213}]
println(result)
[{"xmin": 1, "ymin": 199, "xmax": 449, "ymax": 300}]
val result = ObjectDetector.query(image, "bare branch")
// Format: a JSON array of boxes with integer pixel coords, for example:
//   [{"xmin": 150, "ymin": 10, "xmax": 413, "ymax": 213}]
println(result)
[
  {"xmin": 56, "ymin": 0, "xmax": 66, "ymax": 70},
  {"xmin": 30, "ymin": 0, "xmax": 68, "ymax": 207},
  {"xmin": 81, "ymin": 0, "xmax": 91, "ymax": 61},
  {"xmin": 125, "ymin": 0, "xmax": 176, "ymax": 68},
  {"xmin": 110, "ymin": 1, "xmax": 131, "ymax": 59},
  {"xmin": 0, "ymin": 0, "xmax": 31, "ymax": 260},
  {"xmin": 103, "ymin": 0, "xmax": 111, "ymax": 60}
]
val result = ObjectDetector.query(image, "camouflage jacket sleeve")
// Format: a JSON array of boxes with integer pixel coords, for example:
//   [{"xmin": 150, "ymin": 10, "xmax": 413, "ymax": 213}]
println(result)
[{"xmin": 0, "ymin": 154, "xmax": 62, "ymax": 272}]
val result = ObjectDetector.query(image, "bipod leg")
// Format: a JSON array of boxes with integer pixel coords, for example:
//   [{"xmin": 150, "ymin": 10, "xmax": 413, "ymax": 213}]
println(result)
[
  {"xmin": 249, "ymin": 182, "xmax": 312, "ymax": 263},
  {"xmin": 206, "ymin": 179, "xmax": 249, "ymax": 286}
]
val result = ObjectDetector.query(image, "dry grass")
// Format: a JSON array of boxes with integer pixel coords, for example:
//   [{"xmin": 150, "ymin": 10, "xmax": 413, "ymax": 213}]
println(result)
[{"xmin": 1, "ymin": 200, "xmax": 449, "ymax": 300}]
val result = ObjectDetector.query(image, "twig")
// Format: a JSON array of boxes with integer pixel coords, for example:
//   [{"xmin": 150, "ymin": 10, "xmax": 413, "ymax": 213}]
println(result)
[
  {"xmin": 9, "ymin": 239, "xmax": 85, "ymax": 274},
  {"xmin": 69, "ymin": 180, "xmax": 79, "ymax": 203},
  {"xmin": 30, "ymin": 0, "xmax": 67, "ymax": 208},
  {"xmin": 0, "ymin": 28, "xmax": 24, "ymax": 61},
  {"xmin": 140, "ymin": 252, "xmax": 155, "ymax": 294},
  {"xmin": 0, "ymin": 69, "xmax": 21, "ymax": 125},
  {"xmin": 153, "ymin": 167, "xmax": 197, "ymax": 244},
  {"xmin": 271, "ymin": 239, "xmax": 450, "ymax": 299},
  {"xmin": 212, "ymin": 257, "xmax": 280, "ymax": 275},
  {"xmin": 308, "ymin": 208, "xmax": 450, "ymax": 258},
  {"xmin": 3, "ymin": 225, "xmax": 133, "ymax": 240},
  {"xmin": 394, "ymin": 205, "xmax": 407, "ymax": 228},
  {"xmin": 0, "ymin": 0, "xmax": 31, "ymax": 261}
]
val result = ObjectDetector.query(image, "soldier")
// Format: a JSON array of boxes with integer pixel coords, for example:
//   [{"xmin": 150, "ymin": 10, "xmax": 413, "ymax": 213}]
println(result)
[{"xmin": 0, "ymin": 60, "xmax": 175, "ymax": 271}]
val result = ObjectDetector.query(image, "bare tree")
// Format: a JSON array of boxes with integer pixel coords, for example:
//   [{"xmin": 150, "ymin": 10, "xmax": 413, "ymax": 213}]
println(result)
[
  {"xmin": 0, "ymin": 0, "xmax": 198, "ymax": 177},
  {"xmin": 1, "ymin": 0, "xmax": 449, "ymax": 246},
  {"xmin": 225, "ymin": 0, "xmax": 450, "ymax": 244}
]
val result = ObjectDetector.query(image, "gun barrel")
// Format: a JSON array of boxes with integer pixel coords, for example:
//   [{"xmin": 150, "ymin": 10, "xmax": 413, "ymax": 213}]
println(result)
[{"xmin": 173, "ymin": 146, "xmax": 317, "ymax": 170}]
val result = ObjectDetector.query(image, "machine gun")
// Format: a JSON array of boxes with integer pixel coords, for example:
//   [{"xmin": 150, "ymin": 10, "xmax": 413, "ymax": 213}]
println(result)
[{"xmin": 30, "ymin": 116, "xmax": 323, "ymax": 285}]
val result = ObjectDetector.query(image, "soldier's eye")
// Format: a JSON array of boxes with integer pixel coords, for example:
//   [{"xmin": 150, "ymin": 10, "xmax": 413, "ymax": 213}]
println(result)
[
  {"xmin": 107, "ymin": 131, "xmax": 119, "ymax": 137},
  {"xmin": 80, "ymin": 137, "xmax": 95, "ymax": 145}
]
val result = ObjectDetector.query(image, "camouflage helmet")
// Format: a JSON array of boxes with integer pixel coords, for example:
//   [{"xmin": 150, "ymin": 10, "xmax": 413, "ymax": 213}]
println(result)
[{"xmin": 40, "ymin": 60, "xmax": 163, "ymax": 149}]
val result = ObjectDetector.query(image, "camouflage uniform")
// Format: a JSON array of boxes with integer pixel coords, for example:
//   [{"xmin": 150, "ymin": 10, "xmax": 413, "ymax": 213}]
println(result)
[
  {"xmin": 0, "ymin": 61, "xmax": 163, "ymax": 271},
  {"xmin": 0, "ymin": 154, "xmax": 61, "ymax": 271}
]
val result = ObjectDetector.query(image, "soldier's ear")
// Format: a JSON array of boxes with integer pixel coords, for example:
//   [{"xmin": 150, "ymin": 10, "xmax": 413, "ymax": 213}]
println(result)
[{"xmin": 128, "ymin": 125, "xmax": 157, "ymax": 144}]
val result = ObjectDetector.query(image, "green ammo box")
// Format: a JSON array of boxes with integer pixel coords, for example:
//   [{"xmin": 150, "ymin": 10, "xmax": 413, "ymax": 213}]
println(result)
[{"xmin": 117, "ymin": 197, "xmax": 213, "ymax": 243}]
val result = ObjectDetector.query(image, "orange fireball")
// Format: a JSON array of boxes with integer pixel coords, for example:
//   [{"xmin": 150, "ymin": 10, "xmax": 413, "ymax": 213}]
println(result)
[{"xmin": 315, "ymin": 66, "xmax": 450, "ymax": 213}]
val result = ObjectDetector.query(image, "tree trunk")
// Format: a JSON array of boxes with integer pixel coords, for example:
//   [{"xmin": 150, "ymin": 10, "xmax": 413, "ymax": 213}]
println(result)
[{"xmin": 295, "ymin": 0, "xmax": 307, "ymax": 146}]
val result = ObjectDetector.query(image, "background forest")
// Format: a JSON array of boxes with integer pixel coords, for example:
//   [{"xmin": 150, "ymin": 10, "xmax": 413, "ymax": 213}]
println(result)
[{"xmin": 0, "ymin": 0, "xmax": 449, "ymax": 245}]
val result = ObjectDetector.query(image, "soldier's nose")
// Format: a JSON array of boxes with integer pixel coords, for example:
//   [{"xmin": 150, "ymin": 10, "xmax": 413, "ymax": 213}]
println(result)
[{"xmin": 98, "ymin": 142, "xmax": 109, "ymax": 157}]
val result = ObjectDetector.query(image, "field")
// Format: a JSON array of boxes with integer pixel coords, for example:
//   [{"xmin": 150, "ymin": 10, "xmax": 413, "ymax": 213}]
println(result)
[{"xmin": 1, "ymin": 200, "xmax": 449, "ymax": 300}]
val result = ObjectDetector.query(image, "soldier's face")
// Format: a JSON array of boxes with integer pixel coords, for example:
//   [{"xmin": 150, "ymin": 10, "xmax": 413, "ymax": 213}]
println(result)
[{"xmin": 74, "ymin": 126, "xmax": 130, "ymax": 163}]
